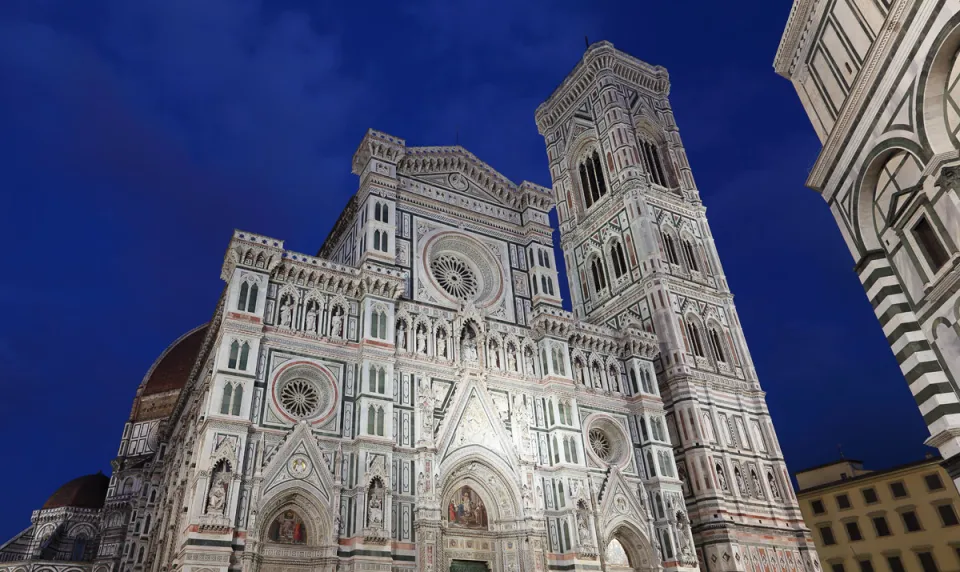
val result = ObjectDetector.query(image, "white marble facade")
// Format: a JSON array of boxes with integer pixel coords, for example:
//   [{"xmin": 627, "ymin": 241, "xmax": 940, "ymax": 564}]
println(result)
[
  {"xmin": 30, "ymin": 42, "xmax": 820, "ymax": 572},
  {"xmin": 776, "ymin": 0, "xmax": 960, "ymax": 489}
]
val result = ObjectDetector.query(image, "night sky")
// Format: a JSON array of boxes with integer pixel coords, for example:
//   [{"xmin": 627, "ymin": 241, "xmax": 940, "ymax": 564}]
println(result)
[{"xmin": 0, "ymin": 0, "xmax": 932, "ymax": 541}]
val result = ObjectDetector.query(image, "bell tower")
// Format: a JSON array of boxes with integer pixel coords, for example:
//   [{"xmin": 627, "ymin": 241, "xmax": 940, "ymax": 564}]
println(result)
[{"xmin": 536, "ymin": 42, "xmax": 820, "ymax": 569}]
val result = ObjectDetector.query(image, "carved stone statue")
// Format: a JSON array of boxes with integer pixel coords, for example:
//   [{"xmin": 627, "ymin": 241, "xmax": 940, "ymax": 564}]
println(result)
[
  {"xmin": 507, "ymin": 350, "xmax": 517, "ymax": 372},
  {"xmin": 768, "ymin": 472, "xmax": 781, "ymax": 499},
  {"xmin": 463, "ymin": 334, "xmax": 478, "ymax": 363},
  {"xmin": 417, "ymin": 472, "xmax": 426, "ymax": 495},
  {"xmin": 368, "ymin": 490, "xmax": 383, "ymax": 528},
  {"xmin": 575, "ymin": 363, "xmax": 584, "ymax": 385},
  {"xmin": 280, "ymin": 299, "xmax": 293, "ymax": 328},
  {"xmin": 524, "ymin": 351, "xmax": 535, "ymax": 376},
  {"xmin": 521, "ymin": 484, "xmax": 534, "ymax": 511},
  {"xmin": 436, "ymin": 332, "xmax": 446, "ymax": 358},
  {"xmin": 716, "ymin": 465, "xmax": 728, "ymax": 491},
  {"xmin": 416, "ymin": 328, "xmax": 427, "ymax": 354},
  {"xmin": 752, "ymin": 471, "xmax": 764, "ymax": 498},
  {"xmin": 676, "ymin": 512, "xmax": 695, "ymax": 563},
  {"xmin": 576, "ymin": 513, "xmax": 592, "ymax": 546},
  {"xmin": 331, "ymin": 309, "xmax": 343, "ymax": 339},
  {"xmin": 206, "ymin": 473, "xmax": 228, "ymax": 515},
  {"xmin": 397, "ymin": 322, "xmax": 407, "ymax": 350},
  {"xmin": 735, "ymin": 468, "xmax": 747, "ymax": 496},
  {"xmin": 304, "ymin": 304, "xmax": 318, "ymax": 333}
]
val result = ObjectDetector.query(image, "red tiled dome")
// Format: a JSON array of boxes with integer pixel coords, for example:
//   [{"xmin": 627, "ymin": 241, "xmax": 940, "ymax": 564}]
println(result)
[
  {"xmin": 42, "ymin": 473, "xmax": 109, "ymax": 510},
  {"xmin": 141, "ymin": 325, "xmax": 208, "ymax": 396}
]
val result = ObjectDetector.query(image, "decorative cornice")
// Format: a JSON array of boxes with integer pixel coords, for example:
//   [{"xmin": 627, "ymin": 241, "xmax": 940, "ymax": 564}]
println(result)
[
  {"xmin": 773, "ymin": 0, "xmax": 820, "ymax": 78},
  {"xmin": 535, "ymin": 41, "xmax": 669, "ymax": 134}
]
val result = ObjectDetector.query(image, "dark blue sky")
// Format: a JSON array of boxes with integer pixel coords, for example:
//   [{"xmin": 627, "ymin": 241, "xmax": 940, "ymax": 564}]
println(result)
[{"xmin": 0, "ymin": 0, "xmax": 930, "ymax": 540}]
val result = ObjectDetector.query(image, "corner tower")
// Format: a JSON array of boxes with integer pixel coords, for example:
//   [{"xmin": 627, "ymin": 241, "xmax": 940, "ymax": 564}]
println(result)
[{"xmin": 537, "ymin": 42, "xmax": 819, "ymax": 569}]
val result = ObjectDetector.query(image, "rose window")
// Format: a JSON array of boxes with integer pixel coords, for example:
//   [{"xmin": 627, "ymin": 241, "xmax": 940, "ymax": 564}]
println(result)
[
  {"xmin": 278, "ymin": 378, "xmax": 321, "ymax": 418},
  {"xmin": 430, "ymin": 254, "xmax": 479, "ymax": 300},
  {"xmin": 589, "ymin": 428, "xmax": 612, "ymax": 461}
]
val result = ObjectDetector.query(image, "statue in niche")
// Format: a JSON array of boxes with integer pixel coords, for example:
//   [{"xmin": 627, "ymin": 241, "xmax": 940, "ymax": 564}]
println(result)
[
  {"xmin": 367, "ymin": 481, "xmax": 384, "ymax": 528},
  {"xmin": 521, "ymin": 484, "xmax": 534, "ymax": 512},
  {"xmin": 768, "ymin": 472, "xmax": 781, "ymax": 499},
  {"xmin": 206, "ymin": 475, "xmax": 227, "ymax": 514},
  {"xmin": 330, "ymin": 307, "xmax": 344, "ymax": 338},
  {"xmin": 397, "ymin": 321, "xmax": 407, "ymax": 350},
  {"xmin": 507, "ymin": 346, "xmax": 517, "ymax": 372},
  {"xmin": 524, "ymin": 349, "xmax": 536, "ymax": 376},
  {"xmin": 751, "ymin": 470, "xmax": 764, "ymax": 498},
  {"xmin": 716, "ymin": 464, "xmax": 728, "ymax": 491},
  {"xmin": 417, "ymin": 472, "xmax": 426, "ymax": 495},
  {"xmin": 416, "ymin": 326, "xmax": 427, "ymax": 354},
  {"xmin": 676, "ymin": 512, "xmax": 695, "ymax": 560},
  {"xmin": 592, "ymin": 363, "xmax": 603, "ymax": 388},
  {"xmin": 576, "ymin": 512, "xmax": 591, "ymax": 546},
  {"xmin": 304, "ymin": 302, "xmax": 318, "ymax": 333},
  {"xmin": 462, "ymin": 330, "xmax": 479, "ymax": 363},
  {"xmin": 574, "ymin": 361, "xmax": 585, "ymax": 385},
  {"xmin": 735, "ymin": 467, "xmax": 747, "ymax": 497},
  {"xmin": 490, "ymin": 341, "xmax": 501, "ymax": 368},
  {"xmin": 279, "ymin": 298, "xmax": 293, "ymax": 328},
  {"xmin": 436, "ymin": 331, "xmax": 447, "ymax": 358}
]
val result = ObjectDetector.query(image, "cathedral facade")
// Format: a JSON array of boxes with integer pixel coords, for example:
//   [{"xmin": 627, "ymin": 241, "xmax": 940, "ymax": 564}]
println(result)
[
  {"xmin": 0, "ymin": 43, "xmax": 817, "ymax": 572},
  {"xmin": 775, "ymin": 0, "xmax": 960, "ymax": 489}
]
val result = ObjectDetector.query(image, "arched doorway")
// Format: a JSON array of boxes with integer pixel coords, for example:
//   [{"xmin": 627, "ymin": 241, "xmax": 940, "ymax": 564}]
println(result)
[
  {"xmin": 431, "ymin": 458, "xmax": 532, "ymax": 572},
  {"xmin": 249, "ymin": 490, "xmax": 339, "ymax": 572},
  {"xmin": 604, "ymin": 523, "xmax": 660, "ymax": 572}
]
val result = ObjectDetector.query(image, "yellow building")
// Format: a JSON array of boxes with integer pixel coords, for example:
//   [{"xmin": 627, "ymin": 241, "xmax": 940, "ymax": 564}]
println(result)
[{"xmin": 796, "ymin": 456, "xmax": 960, "ymax": 572}]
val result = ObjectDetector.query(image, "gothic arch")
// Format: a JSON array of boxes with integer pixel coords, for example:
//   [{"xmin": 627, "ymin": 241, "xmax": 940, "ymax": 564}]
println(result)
[
  {"xmin": 853, "ymin": 139, "xmax": 930, "ymax": 253},
  {"xmin": 438, "ymin": 455, "xmax": 523, "ymax": 527},
  {"xmin": 602, "ymin": 520, "xmax": 658, "ymax": 572},
  {"xmin": 254, "ymin": 487, "xmax": 338, "ymax": 556},
  {"xmin": 917, "ymin": 10, "xmax": 960, "ymax": 153}
]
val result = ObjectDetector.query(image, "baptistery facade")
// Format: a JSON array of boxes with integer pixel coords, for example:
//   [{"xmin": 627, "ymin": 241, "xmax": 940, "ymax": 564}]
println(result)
[{"xmin": 1, "ymin": 43, "xmax": 815, "ymax": 572}]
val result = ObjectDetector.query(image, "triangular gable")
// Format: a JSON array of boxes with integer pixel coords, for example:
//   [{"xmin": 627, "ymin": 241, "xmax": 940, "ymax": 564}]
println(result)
[
  {"xmin": 437, "ymin": 382, "xmax": 518, "ymax": 470},
  {"xmin": 261, "ymin": 422, "xmax": 337, "ymax": 502},
  {"xmin": 597, "ymin": 467, "xmax": 651, "ymax": 530},
  {"xmin": 399, "ymin": 147, "xmax": 523, "ymax": 209}
]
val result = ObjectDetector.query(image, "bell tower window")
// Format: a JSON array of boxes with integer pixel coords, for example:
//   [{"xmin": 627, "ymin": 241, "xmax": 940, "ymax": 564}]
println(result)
[
  {"xmin": 661, "ymin": 232, "xmax": 680, "ymax": 265},
  {"xmin": 638, "ymin": 139, "xmax": 667, "ymax": 187},
  {"xmin": 611, "ymin": 241, "xmax": 628, "ymax": 278},
  {"xmin": 590, "ymin": 258, "xmax": 607, "ymax": 293},
  {"xmin": 578, "ymin": 150, "xmax": 608, "ymax": 209}
]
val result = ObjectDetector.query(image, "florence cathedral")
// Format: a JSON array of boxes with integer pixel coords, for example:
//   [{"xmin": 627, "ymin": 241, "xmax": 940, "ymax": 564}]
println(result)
[{"xmin": 0, "ymin": 42, "xmax": 820, "ymax": 572}]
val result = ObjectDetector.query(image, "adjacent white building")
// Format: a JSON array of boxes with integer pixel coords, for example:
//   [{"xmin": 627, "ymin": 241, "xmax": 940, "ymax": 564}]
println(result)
[
  {"xmin": 775, "ymin": 0, "xmax": 960, "ymax": 491},
  {"xmin": 1, "ymin": 42, "xmax": 817, "ymax": 572}
]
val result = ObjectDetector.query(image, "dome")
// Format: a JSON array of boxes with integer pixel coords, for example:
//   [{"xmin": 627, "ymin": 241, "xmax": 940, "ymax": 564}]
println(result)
[
  {"xmin": 141, "ymin": 324, "xmax": 208, "ymax": 396},
  {"xmin": 42, "ymin": 472, "xmax": 109, "ymax": 510}
]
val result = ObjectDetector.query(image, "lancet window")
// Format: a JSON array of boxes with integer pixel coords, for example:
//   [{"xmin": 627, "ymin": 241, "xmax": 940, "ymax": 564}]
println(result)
[
  {"xmin": 638, "ymin": 138, "xmax": 667, "ymax": 187},
  {"xmin": 611, "ymin": 240, "xmax": 628, "ymax": 279},
  {"xmin": 578, "ymin": 150, "xmax": 608, "ymax": 208},
  {"xmin": 685, "ymin": 321, "xmax": 706, "ymax": 358},
  {"xmin": 219, "ymin": 382, "xmax": 243, "ymax": 416},
  {"xmin": 237, "ymin": 281, "xmax": 259, "ymax": 312},
  {"xmin": 228, "ymin": 340, "xmax": 250, "ymax": 370}
]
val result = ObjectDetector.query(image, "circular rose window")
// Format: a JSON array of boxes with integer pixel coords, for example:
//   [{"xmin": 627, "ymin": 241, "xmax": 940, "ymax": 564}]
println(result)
[
  {"xmin": 271, "ymin": 361, "xmax": 338, "ymax": 424},
  {"xmin": 430, "ymin": 254, "xmax": 479, "ymax": 300},
  {"xmin": 589, "ymin": 428, "xmax": 612, "ymax": 461},
  {"xmin": 421, "ymin": 231, "xmax": 504, "ymax": 308},
  {"xmin": 585, "ymin": 417, "xmax": 629, "ymax": 466},
  {"xmin": 279, "ymin": 378, "xmax": 320, "ymax": 418}
]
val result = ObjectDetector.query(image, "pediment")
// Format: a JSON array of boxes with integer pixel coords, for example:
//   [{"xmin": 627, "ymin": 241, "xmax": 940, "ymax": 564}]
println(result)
[
  {"xmin": 399, "ymin": 147, "xmax": 522, "ymax": 208},
  {"xmin": 261, "ymin": 422, "xmax": 337, "ymax": 502},
  {"xmin": 437, "ymin": 382, "xmax": 517, "ymax": 469},
  {"xmin": 598, "ymin": 468, "xmax": 651, "ymax": 528}
]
